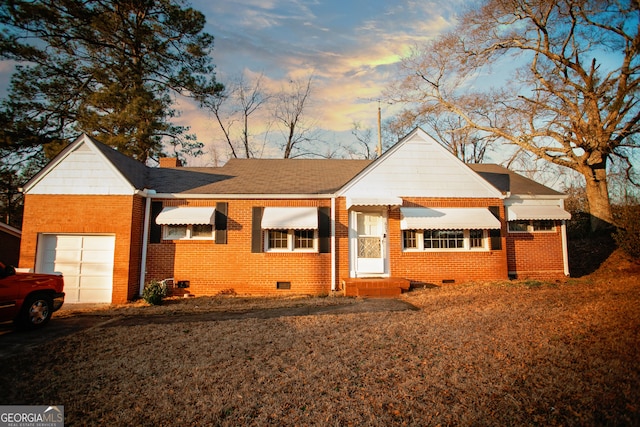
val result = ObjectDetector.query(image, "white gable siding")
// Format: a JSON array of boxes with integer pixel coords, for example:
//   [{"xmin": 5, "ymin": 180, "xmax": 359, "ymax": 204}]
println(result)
[
  {"xmin": 26, "ymin": 142, "xmax": 134, "ymax": 195},
  {"xmin": 341, "ymin": 130, "xmax": 502, "ymax": 199}
]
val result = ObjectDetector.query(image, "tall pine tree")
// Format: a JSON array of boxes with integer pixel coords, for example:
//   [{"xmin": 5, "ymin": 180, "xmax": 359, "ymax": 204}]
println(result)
[{"xmin": 0, "ymin": 0, "xmax": 223, "ymax": 162}]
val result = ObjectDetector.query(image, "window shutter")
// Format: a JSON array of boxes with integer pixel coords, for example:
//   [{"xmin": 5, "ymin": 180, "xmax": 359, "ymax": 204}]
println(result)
[
  {"xmin": 251, "ymin": 207, "xmax": 264, "ymax": 253},
  {"xmin": 488, "ymin": 206, "xmax": 502, "ymax": 250},
  {"xmin": 490, "ymin": 229, "xmax": 502, "ymax": 250},
  {"xmin": 150, "ymin": 201, "xmax": 163, "ymax": 243},
  {"xmin": 318, "ymin": 207, "xmax": 331, "ymax": 253},
  {"xmin": 215, "ymin": 202, "xmax": 228, "ymax": 244}
]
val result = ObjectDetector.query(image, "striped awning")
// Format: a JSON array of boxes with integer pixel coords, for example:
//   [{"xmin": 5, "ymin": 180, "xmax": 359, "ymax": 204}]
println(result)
[
  {"xmin": 156, "ymin": 207, "xmax": 216, "ymax": 225},
  {"xmin": 507, "ymin": 205, "xmax": 571, "ymax": 221},
  {"xmin": 400, "ymin": 207, "xmax": 501, "ymax": 230},
  {"xmin": 261, "ymin": 207, "xmax": 318, "ymax": 230}
]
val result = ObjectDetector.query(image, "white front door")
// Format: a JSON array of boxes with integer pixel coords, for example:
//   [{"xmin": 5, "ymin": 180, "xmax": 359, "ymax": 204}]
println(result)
[{"xmin": 354, "ymin": 211, "xmax": 386, "ymax": 275}]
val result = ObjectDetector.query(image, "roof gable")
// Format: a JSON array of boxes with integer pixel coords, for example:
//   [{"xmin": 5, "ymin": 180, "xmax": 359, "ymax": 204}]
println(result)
[
  {"xmin": 339, "ymin": 128, "xmax": 503, "ymax": 199},
  {"xmin": 24, "ymin": 134, "xmax": 141, "ymax": 195}
]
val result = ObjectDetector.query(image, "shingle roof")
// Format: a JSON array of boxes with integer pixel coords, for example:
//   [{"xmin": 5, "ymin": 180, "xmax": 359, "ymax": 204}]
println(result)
[
  {"xmin": 468, "ymin": 164, "xmax": 564, "ymax": 196},
  {"xmin": 87, "ymin": 136, "xmax": 562, "ymax": 197},
  {"xmin": 143, "ymin": 158, "xmax": 372, "ymax": 194},
  {"xmin": 89, "ymin": 135, "xmax": 149, "ymax": 189}
]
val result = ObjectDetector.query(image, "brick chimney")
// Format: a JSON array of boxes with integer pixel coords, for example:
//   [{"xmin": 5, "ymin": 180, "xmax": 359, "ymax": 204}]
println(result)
[{"xmin": 159, "ymin": 157, "xmax": 182, "ymax": 168}]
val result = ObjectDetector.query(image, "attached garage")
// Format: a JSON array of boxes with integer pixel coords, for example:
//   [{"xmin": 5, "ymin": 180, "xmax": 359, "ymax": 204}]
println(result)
[{"xmin": 36, "ymin": 234, "xmax": 115, "ymax": 303}]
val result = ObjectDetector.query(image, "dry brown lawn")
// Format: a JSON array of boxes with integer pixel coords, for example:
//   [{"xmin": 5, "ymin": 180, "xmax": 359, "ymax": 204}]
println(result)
[{"xmin": 1, "ymin": 251, "xmax": 639, "ymax": 426}]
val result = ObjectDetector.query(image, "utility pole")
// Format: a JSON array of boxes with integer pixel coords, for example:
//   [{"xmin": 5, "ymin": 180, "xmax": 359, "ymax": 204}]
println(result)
[{"xmin": 376, "ymin": 101, "xmax": 382, "ymax": 157}]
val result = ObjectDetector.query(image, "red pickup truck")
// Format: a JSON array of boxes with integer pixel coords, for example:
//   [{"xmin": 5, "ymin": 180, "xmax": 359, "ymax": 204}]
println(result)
[{"xmin": 0, "ymin": 261, "xmax": 65, "ymax": 328}]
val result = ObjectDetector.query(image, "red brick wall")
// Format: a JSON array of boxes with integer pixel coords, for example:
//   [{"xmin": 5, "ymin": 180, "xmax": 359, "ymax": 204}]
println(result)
[
  {"xmin": 145, "ymin": 199, "xmax": 333, "ymax": 296},
  {"xmin": 19, "ymin": 194, "xmax": 143, "ymax": 303},
  {"xmin": 507, "ymin": 223, "xmax": 566, "ymax": 279},
  {"xmin": 386, "ymin": 198, "xmax": 508, "ymax": 286}
]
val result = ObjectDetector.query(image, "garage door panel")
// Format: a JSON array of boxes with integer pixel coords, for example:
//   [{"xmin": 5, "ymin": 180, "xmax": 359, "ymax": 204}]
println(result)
[
  {"xmin": 81, "ymin": 249, "xmax": 114, "ymax": 263},
  {"xmin": 79, "ymin": 288, "xmax": 112, "ymax": 303},
  {"xmin": 37, "ymin": 234, "xmax": 115, "ymax": 303},
  {"xmin": 53, "ymin": 235, "xmax": 83, "ymax": 249},
  {"xmin": 53, "ymin": 250, "xmax": 82, "ymax": 263},
  {"xmin": 82, "ymin": 236, "xmax": 115, "ymax": 251},
  {"xmin": 79, "ymin": 263, "xmax": 113, "ymax": 276}
]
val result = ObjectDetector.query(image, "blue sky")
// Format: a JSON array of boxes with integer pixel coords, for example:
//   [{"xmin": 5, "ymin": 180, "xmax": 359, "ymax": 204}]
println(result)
[
  {"xmin": 0, "ymin": 0, "xmax": 465, "ymax": 163},
  {"xmin": 177, "ymin": 0, "xmax": 464, "ymax": 163}
]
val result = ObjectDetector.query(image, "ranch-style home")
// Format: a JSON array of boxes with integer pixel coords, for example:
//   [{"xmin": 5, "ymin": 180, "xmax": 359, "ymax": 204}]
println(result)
[{"xmin": 18, "ymin": 128, "xmax": 571, "ymax": 304}]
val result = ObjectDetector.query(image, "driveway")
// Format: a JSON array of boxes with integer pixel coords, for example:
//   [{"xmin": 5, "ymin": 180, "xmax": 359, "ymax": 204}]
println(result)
[{"xmin": 0, "ymin": 298, "xmax": 418, "ymax": 359}]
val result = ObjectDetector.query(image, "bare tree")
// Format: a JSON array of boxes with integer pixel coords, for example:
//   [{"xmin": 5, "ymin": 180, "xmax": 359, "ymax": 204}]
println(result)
[
  {"xmin": 389, "ymin": 0, "xmax": 640, "ymax": 232},
  {"xmin": 346, "ymin": 121, "xmax": 376, "ymax": 159},
  {"xmin": 205, "ymin": 73, "xmax": 270, "ymax": 158},
  {"xmin": 390, "ymin": 109, "xmax": 493, "ymax": 163},
  {"xmin": 274, "ymin": 75, "xmax": 318, "ymax": 158}
]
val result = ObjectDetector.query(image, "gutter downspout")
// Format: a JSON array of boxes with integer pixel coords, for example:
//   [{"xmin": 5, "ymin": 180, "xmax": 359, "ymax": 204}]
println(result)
[
  {"xmin": 561, "ymin": 220, "xmax": 570, "ymax": 276},
  {"xmin": 139, "ymin": 189, "xmax": 156, "ymax": 296},
  {"xmin": 331, "ymin": 197, "xmax": 337, "ymax": 291}
]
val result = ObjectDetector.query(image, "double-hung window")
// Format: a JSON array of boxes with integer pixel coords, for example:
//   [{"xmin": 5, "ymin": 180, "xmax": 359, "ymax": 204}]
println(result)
[
  {"xmin": 403, "ymin": 229, "xmax": 488, "ymax": 251},
  {"xmin": 400, "ymin": 207, "xmax": 500, "ymax": 252},
  {"xmin": 155, "ymin": 206, "xmax": 216, "ymax": 241},
  {"xmin": 262, "ymin": 207, "xmax": 319, "ymax": 252},
  {"xmin": 508, "ymin": 220, "xmax": 556, "ymax": 233}
]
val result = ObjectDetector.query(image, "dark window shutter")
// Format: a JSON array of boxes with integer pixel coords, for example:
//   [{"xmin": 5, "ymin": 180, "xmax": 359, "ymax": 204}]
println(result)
[
  {"xmin": 318, "ymin": 207, "xmax": 331, "ymax": 253},
  {"xmin": 251, "ymin": 207, "xmax": 264, "ymax": 253},
  {"xmin": 488, "ymin": 206, "xmax": 502, "ymax": 250},
  {"xmin": 490, "ymin": 229, "xmax": 502, "ymax": 250},
  {"xmin": 215, "ymin": 202, "xmax": 228, "ymax": 244},
  {"xmin": 150, "ymin": 201, "xmax": 163, "ymax": 243}
]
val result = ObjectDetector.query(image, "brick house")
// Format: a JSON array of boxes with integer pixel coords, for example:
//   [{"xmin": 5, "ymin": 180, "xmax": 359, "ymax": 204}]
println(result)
[{"xmin": 18, "ymin": 128, "xmax": 571, "ymax": 303}]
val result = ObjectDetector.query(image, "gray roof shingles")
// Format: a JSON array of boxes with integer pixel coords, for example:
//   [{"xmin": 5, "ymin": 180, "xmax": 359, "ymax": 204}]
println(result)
[
  {"xmin": 469, "ymin": 163, "xmax": 563, "ymax": 196},
  {"xmin": 90, "ymin": 137, "xmax": 561, "ymax": 197}
]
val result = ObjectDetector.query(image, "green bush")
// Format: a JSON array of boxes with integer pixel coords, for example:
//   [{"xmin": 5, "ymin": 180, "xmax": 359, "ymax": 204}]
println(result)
[
  {"xmin": 613, "ymin": 205, "xmax": 640, "ymax": 258},
  {"xmin": 142, "ymin": 280, "xmax": 168, "ymax": 305}
]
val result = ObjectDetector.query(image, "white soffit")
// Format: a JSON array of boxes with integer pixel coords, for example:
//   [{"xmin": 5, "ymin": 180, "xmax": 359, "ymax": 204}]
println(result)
[
  {"xmin": 261, "ymin": 207, "xmax": 318, "ymax": 230},
  {"xmin": 346, "ymin": 196, "xmax": 403, "ymax": 209},
  {"xmin": 156, "ymin": 207, "xmax": 216, "ymax": 225},
  {"xmin": 400, "ymin": 207, "xmax": 501, "ymax": 230},
  {"xmin": 507, "ymin": 205, "xmax": 571, "ymax": 221}
]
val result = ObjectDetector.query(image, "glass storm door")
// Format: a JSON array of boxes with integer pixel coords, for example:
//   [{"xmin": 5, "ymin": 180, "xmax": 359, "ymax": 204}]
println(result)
[{"xmin": 355, "ymin": 211, "xmax": 385, "ymax": 274}]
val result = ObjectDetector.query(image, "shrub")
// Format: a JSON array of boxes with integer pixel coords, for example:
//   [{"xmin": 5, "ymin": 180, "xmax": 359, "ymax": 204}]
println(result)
[
  {"xmin": 142, "ymin": 280, "xmax": 168, "ymax": 305},
  {"xmin": 613, "ymin": 205, "xmax": 640, "ymax": 258}
]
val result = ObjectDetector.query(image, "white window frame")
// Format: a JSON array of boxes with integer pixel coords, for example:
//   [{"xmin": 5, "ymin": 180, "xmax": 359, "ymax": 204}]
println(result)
[
  {"xmin": 508, "ymin": 220, "xmax": 557, "ymax": 233},
  {"xmin": 264, "ymin": 229, "xmax": 318, "ymax": 252},
  {"xmin": 402, "ymin": 229, "xmax": 489, "ymax": 251},
  {"xmin": 163, "ymin": 224, "xmax": 215, "ymax": 241}
]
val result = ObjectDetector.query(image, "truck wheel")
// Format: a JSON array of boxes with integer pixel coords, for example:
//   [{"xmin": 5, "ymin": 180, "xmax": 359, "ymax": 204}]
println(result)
[{"xmin": 18, "ymin": 294, "xmax": 53, "ymax": 328}]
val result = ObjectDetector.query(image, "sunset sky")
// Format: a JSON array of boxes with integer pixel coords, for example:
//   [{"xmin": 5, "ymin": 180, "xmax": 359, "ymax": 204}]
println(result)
[
  {"xmin": 178, "ymin": 0, "xmax": 464, "ymax": 164},
  {"xmin": 0, "ymin": 0, "xmax": 466, "ymax": 164}
]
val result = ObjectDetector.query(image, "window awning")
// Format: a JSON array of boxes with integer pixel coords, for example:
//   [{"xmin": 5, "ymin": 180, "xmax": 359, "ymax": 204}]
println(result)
[
  {"xmin": 400, "ymin": 207, "xmax": 501, "ymax": 230},
  {"xmin": 156, "ymin": 207, "xmax": 216, "ymax": 225},
  {"xmin": 261, "ymin": 207, "xmax": 318, "ymax": 230},
  {"xmin": 507, "ymin": 205, "xmax": 571, "ymax": 221},
  {"xmin": 346, "ymin": 196, "xmax": 403, "ymax": 209}
]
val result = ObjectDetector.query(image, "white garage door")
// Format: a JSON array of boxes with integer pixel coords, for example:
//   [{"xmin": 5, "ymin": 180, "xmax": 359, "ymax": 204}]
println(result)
[{"xmin": 37, "ymin": 234, "xmax": 115, "ymax": 303}]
